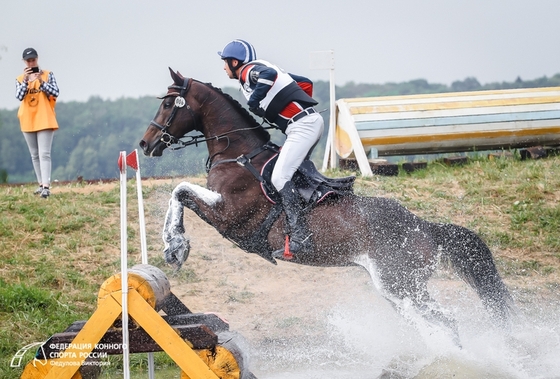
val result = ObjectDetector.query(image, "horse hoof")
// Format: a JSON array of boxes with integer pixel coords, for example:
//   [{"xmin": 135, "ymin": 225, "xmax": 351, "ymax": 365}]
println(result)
[
  {"xmin": 163, "ymin": 247, "xmax": 180, "ymax": 268},
  {"xmin": 163, "ymin": 236, "xmax": 191, "ymax": 269}
]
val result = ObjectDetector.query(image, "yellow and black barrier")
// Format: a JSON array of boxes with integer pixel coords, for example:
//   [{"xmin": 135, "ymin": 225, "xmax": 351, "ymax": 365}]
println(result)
[{"xmin": 20, "ymin": 264, "xmax": 254, "ymax": 379}]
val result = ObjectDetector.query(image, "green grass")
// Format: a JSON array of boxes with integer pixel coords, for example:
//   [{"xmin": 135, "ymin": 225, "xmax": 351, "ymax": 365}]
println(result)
[
  {"xmin": 363, "ymin": 155, "xmax": 560, "ymax": 254},
  {"xmin": 1, "ymin": 153, "xmax": 560, "ymax": 378},
  {"xmin": 0, "ymin": 183, "xmax": 159, "ymax": 378}
]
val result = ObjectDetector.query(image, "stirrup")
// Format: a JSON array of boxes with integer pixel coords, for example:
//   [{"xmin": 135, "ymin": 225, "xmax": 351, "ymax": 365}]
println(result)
[{"xmin": 271, "ymin": 234, "xmax": 312, "ymax": 260}]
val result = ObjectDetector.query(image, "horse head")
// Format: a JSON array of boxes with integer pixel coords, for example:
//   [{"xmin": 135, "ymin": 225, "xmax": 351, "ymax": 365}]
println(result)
[{"xmin": 139, "ymin": 68, "xmax": 200, "ymax": 156}]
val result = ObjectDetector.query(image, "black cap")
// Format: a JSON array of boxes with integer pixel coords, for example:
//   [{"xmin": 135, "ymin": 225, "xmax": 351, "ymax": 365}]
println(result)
[{"xmin": 22, "ymin": 48, "xmax": 38, "ymax": 60}]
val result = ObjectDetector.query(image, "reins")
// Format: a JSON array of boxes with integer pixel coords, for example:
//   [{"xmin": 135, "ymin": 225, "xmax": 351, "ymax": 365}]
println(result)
[
  {"xmin": 168, "ymin": 123, "xmax": 275, "ymax": 151},
  {"xmin": 149, "ymin": 76, "xmax": 282, "ymax": 180},
  {"xmin": 150, "ymin": 78, "xmax": 277, "ymax": 151}
]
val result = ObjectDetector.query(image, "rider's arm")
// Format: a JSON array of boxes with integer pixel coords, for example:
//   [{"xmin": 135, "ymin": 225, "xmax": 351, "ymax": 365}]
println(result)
[
  {"xmin": 289, "ymin": 73, "xmax": 313, "ymax": 97},
  {"xmin": 244, "ymin": 65, "xmax": 278, "ymax": 110}
]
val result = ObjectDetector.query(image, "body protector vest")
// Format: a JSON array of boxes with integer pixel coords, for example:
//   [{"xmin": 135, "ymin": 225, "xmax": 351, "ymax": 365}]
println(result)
[{"xmin": 239, "ymin": 60, "xmax": 317, "ymax": 131}]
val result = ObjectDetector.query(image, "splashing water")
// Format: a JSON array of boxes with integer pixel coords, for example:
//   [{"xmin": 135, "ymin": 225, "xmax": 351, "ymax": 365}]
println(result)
[
  {"xmin": 248, "ymin": 279, "xmax": 560, "ymax": 379},
  {"xmin": 149, "ymin": 183, "xmax": 560, "ymax": 378}
]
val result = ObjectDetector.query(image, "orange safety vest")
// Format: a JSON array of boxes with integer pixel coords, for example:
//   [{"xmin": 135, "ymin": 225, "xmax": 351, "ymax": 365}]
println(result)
[{"xmin": 16, "ymin": 70, "xmax": 59, "ymax": 132}]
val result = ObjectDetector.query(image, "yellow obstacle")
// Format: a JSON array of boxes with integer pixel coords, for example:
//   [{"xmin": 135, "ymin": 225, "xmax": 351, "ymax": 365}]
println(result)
[{"xmin": 20, "ymin": 264, "xmax": 250, "ymax": 379}]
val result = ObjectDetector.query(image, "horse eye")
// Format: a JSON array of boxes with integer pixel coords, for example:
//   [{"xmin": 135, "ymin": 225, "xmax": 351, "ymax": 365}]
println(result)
[{"xmin": 163, "ymin": 101, "xmax": 173, "ymax": 109}]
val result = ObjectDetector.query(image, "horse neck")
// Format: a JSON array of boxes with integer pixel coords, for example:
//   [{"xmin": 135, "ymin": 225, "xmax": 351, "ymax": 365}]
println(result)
[{"xmin": 198, "ymin": 89, "xmax": 269, "ymax": 159}]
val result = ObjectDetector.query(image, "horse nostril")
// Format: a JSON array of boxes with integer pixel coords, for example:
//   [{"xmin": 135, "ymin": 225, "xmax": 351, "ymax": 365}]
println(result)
[{"xmin": 139, "ymin": 140, "xmax": 146, "ymax": 149}]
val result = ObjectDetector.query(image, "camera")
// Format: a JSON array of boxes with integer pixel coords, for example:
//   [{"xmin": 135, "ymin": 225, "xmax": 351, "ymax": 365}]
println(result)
[{"xmin": 30, "ymin": 67, "xmax": 40, "ymax": 73}]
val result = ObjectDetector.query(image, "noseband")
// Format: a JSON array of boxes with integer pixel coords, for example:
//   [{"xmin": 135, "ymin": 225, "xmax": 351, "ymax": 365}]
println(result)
[{"xmin": 149, "ymin": 77, "xmax": 196, "ymax": 147}]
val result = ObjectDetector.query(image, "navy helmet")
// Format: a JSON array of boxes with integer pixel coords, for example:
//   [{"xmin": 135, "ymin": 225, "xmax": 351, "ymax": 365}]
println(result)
[{"xmin": 218, "ymin": 39, "xmax": 257, "ymax": 64}]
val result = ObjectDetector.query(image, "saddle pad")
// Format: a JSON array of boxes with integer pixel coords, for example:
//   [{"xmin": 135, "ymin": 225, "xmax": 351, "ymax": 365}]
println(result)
[{"xmin": 259, "ymin": 154, "xmax": 355, "ymax": 205}]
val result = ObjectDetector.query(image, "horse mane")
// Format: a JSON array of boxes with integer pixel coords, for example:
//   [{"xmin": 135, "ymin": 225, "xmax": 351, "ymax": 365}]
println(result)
[{"xmin": 201, "ymin": 81, "xmax": 271, "ymax": 142}]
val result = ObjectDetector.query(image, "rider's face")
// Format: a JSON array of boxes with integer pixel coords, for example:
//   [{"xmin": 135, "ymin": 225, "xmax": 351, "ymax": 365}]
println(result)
[{"xmin": 223, "ymin": 59, "xmax": 238, "ymax": 79}]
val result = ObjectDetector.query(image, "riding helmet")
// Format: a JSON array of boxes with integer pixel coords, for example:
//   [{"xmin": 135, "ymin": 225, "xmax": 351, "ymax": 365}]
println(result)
[{"xmin": 218, "ymin": 39, "xmax": 257, "ymax": 64}]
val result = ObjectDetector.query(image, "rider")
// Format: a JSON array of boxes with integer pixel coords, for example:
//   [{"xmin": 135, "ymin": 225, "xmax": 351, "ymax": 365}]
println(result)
[{"xmin": 218, "ymin": 39, "xmax": 324, "ymax": 258}]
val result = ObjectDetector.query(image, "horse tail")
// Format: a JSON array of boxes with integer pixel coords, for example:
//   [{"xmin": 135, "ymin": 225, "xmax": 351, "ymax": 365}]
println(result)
[{"xmin": 429, "ymin": 222, "xmax": 514, "ymax": 327}]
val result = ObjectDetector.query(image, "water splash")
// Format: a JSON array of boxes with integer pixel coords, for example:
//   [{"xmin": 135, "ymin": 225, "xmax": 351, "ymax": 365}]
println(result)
[{"xmin": 248, "ymin": 280, "xmax": 560, "ymax": 379}]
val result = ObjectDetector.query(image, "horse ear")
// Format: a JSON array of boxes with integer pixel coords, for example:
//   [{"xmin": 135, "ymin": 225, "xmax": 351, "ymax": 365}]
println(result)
[{"xmin": 168, "ymin": 67, "xmax": 183, "ymax": 85}]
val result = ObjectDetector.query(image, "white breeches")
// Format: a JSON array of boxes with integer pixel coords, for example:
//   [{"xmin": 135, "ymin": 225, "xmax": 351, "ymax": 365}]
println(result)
[{"xmin": 271, "ymin": 112, "xmax": 324, "ymax": 191}]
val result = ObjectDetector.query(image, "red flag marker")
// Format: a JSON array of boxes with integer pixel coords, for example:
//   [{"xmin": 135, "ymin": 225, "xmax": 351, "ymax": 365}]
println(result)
[
  {"xmin": 126, "ymin": 150, "xmax": 138, "ymax": 171},
  {"xmin": 117, "ymin": 154, "xmax": 125, "ymax": 173}
]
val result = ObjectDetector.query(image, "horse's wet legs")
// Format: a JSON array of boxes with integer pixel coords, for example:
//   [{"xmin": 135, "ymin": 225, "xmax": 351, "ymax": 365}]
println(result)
[
  {"xmin": 416, "ymin": 300, "xmax": 462, "ymax": 348},
  {"xmin": 402, "ymin": 282, "xmax": 462, "ymax": 347},
  {"xmin": 162, "ymin": 197, "xmax": 190, "ymax": 269},
  {"xmin": 355, "ymin": 254, "xmax": 461, "ymax": 347},
  {"xmin": 162, "ymin": 182, "xmax": 223, "ymax": 269},
  {"xmin": 382, "ymin": 292, "xmax": 461, "ymax": 348}
]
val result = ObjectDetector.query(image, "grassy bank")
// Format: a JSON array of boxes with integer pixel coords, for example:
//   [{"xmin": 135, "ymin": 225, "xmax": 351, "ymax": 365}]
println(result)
[
  {"xmin": 0, "ymin": 182, "xmax": 176, "ymax": 378},
  {"xmin": 1, "ymin": 153, "xmax": 559, "ymax": 378}
]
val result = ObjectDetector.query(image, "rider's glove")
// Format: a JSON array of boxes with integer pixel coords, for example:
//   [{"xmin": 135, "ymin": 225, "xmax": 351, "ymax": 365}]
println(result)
[{"xmin": 249, "ymin": 107, "xmax": 266, "ymax": 118}]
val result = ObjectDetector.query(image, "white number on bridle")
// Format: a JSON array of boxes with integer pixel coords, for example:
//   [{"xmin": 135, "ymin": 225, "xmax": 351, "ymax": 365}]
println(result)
[{"xmin": 174, "ymin": 97, "xmax": 186, "ymax": 108}]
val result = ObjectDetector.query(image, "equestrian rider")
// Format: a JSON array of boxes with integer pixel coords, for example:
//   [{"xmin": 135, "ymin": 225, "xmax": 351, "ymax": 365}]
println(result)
[{"xmin": 218, "ymin": 39, "xmax": 324, "ymax": 258}]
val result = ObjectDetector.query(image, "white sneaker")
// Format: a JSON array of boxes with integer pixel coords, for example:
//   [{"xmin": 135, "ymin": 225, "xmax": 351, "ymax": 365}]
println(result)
[{"xmin": 34, "ymin": 186, "xmax": 43, "ymax": 195}]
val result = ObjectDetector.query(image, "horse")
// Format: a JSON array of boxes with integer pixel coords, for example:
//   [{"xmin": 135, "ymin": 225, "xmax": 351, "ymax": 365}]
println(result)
[{"xmin": 139, "ymin": 68, "xmax": 514, "ymax": 345}]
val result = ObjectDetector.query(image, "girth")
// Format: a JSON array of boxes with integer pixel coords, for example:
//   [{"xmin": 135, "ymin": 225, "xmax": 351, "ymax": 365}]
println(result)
[{"xmin": 209, "ymin": 141, "xmax": 279, "ymax": 192}]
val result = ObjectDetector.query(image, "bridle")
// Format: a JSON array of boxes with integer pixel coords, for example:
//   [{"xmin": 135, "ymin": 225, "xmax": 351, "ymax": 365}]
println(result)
[
  {"xmin": 149, "ymin": 77, "xmax": 277, "ymax": 152},
  {"xmin": 146, "ymin": 74, "xmax": 287, "ymax": 183},
  {"xmin": 149, "ymin": 77, "xmax": 198, "ymax": 147}
]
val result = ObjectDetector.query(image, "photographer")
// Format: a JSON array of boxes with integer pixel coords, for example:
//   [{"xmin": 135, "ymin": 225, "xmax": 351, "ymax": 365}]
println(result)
[{"xmin": 15, "ymin": 47, "xmax": 59, "ymax": 198}]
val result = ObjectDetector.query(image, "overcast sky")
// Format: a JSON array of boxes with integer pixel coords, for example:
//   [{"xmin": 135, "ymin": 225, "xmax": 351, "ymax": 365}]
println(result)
[{"xmin": 1, "ymin": 0, "xmax": 559, "ymax": 110}]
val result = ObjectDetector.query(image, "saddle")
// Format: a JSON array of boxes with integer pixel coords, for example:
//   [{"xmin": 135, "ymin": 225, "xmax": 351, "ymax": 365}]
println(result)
[
  {"xmin": 219, "ymin": 144, "xmax": 355, "ymax": 264},
  {"xmin": 260, "ymin": 153, "xmax": 356, "ymax": 205}
]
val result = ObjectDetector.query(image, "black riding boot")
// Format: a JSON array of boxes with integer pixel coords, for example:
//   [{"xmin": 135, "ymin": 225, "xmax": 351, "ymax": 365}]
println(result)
[{"xmin": 278, "ymin": 181, "xmax": 311, "ymax": 256}]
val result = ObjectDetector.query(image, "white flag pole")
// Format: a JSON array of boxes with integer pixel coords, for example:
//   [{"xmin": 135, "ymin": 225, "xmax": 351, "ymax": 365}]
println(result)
[
  {"xmin": 118, "ymin": 151, "xmax": 131, "ymax": 379},
  {"xmin": 310, "ymin": 50, "xmax": 337, "ymax": 171},
  {"xmin": 132, "ymin": 150, "xmax": 148, "ymax": 264},
  {"xmin": 125, "ymin": 150, "xmax": 154, "ymax": 379}
]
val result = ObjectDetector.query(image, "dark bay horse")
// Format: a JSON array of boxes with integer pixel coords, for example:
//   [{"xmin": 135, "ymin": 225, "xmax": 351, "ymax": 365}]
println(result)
[{"xmin": 139, "ymin": 68, "xmax": 513, "ymax": 344}]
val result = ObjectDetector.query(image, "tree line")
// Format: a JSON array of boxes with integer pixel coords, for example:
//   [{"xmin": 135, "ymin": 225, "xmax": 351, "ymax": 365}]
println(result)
[{"xmin": 1, "ymin": 73, "xmax": 559, "ymax": 184}]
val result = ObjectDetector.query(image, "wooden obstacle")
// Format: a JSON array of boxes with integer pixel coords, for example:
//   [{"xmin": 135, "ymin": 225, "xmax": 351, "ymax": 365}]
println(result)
[
  {"xmin": 330, "ymin": 86, "xmax": 560, "ymax": 176},
  {"xmin": 20, "ymin": 264, "xmax": 256, "ymax": 379}
]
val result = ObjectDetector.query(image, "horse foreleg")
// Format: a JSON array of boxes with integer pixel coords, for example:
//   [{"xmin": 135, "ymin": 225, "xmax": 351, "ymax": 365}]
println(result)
[
  {"xmin": 162, "ymin": 197, "xmax": 190, "ymax": 269},
  {"xmin": 162, "ymin": 182, "xmax": 222, "ymax": 269}
]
